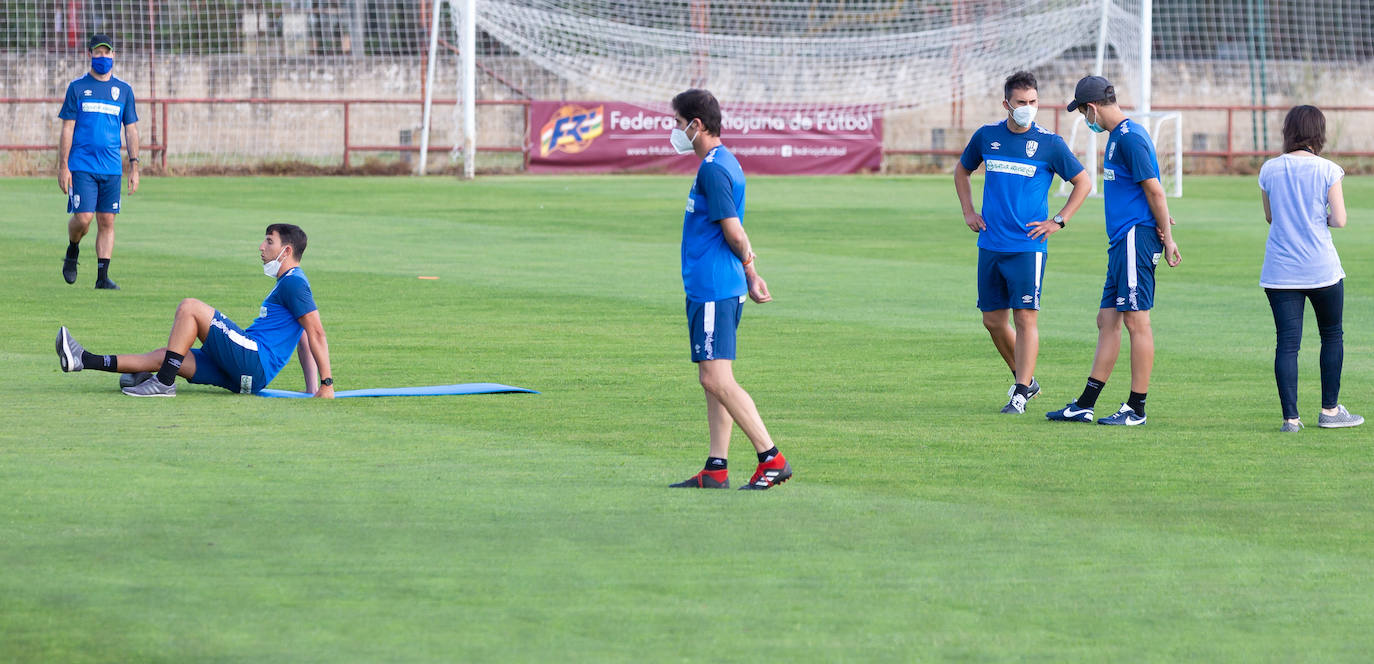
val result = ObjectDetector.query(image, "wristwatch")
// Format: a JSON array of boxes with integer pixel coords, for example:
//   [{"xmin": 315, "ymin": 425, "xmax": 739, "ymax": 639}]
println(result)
[
  {"xmin": 320, "ymin": 377, "xmax": 333, "ymax": 387},
  {"xmin": 1053, "ymin": 214, "xmax": 1065, "ymax": 228}
]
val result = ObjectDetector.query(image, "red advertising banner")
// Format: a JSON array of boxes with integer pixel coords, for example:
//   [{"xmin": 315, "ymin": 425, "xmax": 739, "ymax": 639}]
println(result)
[{"xmin": 527, "ymin": 101, "xmax": 882, "ymax": 175}]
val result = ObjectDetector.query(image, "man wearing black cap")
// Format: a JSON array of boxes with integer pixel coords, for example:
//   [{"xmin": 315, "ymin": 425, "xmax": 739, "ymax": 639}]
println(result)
[
  {"xmin": 58, "ymin": 33, "xmax": 140, "ymax": 290},
  {"xmin": 1046, "ymin": 75, "xmax": 1181, "ymax": 426}
]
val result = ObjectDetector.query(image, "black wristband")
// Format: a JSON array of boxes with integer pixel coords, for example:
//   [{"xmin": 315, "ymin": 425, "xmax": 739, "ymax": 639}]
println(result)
[
  {"xmin": 320, "ymin": 377, "xmax": 333, "ymax": 387},
  {"xmin": 128, "ymin": 157, "xmax": 139, "ymax": 163}
]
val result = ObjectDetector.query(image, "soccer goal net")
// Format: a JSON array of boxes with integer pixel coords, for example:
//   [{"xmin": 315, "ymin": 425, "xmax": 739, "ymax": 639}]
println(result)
[{"xmin": 2, "ymin": 1, "xmax": 1371, "ymax": 175}]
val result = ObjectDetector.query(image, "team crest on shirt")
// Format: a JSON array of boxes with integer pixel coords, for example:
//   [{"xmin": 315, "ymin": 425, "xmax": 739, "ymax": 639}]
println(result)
[
  {"xmin": 1108, "ymin": 141, "xmax": 1117, "ymax": 160},
  {"xmin": 1025, "ymin": 140, "xmax": 1038, "ymax": 157},
  {"xmin": 538, "ymin": 104, "xmax": 604, "ymax": 157},
  {"xmin": 112, "ymin": 87, "xmax": 119, "ymax": 100}
]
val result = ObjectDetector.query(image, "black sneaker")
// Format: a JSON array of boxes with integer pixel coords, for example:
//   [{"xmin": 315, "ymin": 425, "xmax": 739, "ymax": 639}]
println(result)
[
  {"xmin": 739, "ymin": 454, "xmax": 793, "ymax": 490},
  {"xmin": 94, "ymin": 277, "xmax": 120, "ymax": 290},
  {"xmin": 62, "ymin": 258, "xmax": 79, "ymax": 284},
  {"xmin": 669, "ymin": 469, "xmax": 730, "ymax": 489}
]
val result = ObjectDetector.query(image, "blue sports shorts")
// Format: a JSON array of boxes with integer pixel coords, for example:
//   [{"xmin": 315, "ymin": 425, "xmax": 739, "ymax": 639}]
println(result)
[
  {"xmin": 1100, "ymin": 224, "xmax": 1162, "ymax": 311},
  {"xmin": 190, "ymin": 311, "xmax": 269, "ymax": 394},
  {"xmin": 977, "ymin": 249, "xmax": 1045, "ymax": 312},
  {"xmin": 686, "ymin": 295, "xmax": 745, "ymax": 362},
  {"xmin": 67, "ymin": 171, "xmax": 121, "ymax": 214}
]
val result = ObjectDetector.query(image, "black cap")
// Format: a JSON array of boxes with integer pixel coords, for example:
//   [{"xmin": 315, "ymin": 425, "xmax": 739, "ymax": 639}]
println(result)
[
  {"xmin": 1067, "ymin": 75, "xmax": 1111, "ymax": 112},
  {"xmin": 88, "ymin": 34, "xmax": 114, "ymax": 51}
]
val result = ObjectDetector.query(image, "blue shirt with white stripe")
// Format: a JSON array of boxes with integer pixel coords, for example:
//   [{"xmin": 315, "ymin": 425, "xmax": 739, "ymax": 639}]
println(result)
[
  {"xmin": 1101, "ymin": 118, "xmax": 1160, "ymax": 247},
  {"xmin": 681, "ymin": 145, "xmax": 748, "ymax": 302},
  {"xmin": 959, "ymin": 120, "xmax": 1083, "ymax": 253},
  {"xmin": 58, "ymin": 73, "xmax": 138, "ymax": 176},
  {"xmin": 246, "ymin": 267, "xmax": 318, "ymax": 381}
]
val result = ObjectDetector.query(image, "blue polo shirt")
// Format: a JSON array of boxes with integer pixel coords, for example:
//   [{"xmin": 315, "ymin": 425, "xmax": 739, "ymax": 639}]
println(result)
[
  {"xmin": 681, "ymin": 145, "xmax": 748, "ymax": 302},
  {"xmin": 246, "ymin": 267, "xmax": 318, "ymax": 381},
  {"xmin": 58, "ymin": 73, "xmax": 138, "ymax": 176},
  {"xmin": 959, "ymin": 120, "xmax": 1083, "ymax": 253},
  {"xmin": 1101, "ymin": 118, "xmax": 1161, "ymax": 246}
]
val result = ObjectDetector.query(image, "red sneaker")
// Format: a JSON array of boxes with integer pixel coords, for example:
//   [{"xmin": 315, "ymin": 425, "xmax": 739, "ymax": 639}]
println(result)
[
  {"xmin": 669, "ymin": 468, "xmax": 730, "ymax": 489},
  {"xmin": 739, "ymin": 453, "xmax": 792, "ymax": 490}
]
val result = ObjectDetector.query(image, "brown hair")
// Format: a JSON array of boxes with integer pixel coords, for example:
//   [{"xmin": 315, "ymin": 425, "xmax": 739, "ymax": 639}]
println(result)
[{"xmin": 1282, "ymin": 105, "xmax": 1325, "ymax": 154}]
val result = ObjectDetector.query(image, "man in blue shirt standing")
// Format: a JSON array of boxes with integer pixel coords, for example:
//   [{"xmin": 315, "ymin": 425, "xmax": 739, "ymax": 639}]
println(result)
[
  {"xmin": 955, "ymin": 71, "xmax": 1092, "ymax": 414},
  {"xmin": 58, "ymin": 33, "xmax": 140, "ymax": 290},
  {"xmin": 1047, "ymin": 76, "xmax": 1182, "ymax": 426},
  {"xmin": 56, "ymin": 224, "xmax": 335, "ymax": 399},
  {"xmin": 666, "ymin": 89, "xmax": 792, "ymax": 490}
]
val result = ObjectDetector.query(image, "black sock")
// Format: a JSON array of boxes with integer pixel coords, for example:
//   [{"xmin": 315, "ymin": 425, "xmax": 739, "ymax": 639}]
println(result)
[
  {"xmin": 758, "ymin": 447, "xmax": 780, "ymax": 463},
  {"xmin": 704, "ymin": 457, "xmax": 727, "ymax": 472},
  {"xmin": 1077, "ymin": 377, "xmax": 1106, "ymax": 409},
  {"xmin": 156, "ymin": 350, "xmax": 184, "ymax": 386},
  {"xmin": 81, "ymin": 351, "xmax": 118, "ymax": 372},
  {"xmin": 1014, "ymin": 383, "xmax": 1031, "ymax": 398},
  {"xmin": 66, "ymin": 242, "xmax": 80, "ymax": 260},
  {"xmin": 97, "ymin": 258, "xmax": 110, "ymax": 280},
  {"xmin": 1128, "ymin": 391, "xmax": 1147, "ymax": 416}
]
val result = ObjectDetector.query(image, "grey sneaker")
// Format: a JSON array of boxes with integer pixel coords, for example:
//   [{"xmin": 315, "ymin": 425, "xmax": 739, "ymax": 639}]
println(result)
[
  {"xmin": 56, "ymin": 326, "xmax": 85, "ymax": 372},
  {"xmin": 1280, "ymin": 420, "xmax": 1303, "ymax": 433},
  {"xmin": 1318, "ymin": 405, "xmax": 1364, "ymax": 429},
  {"xmin": 122, "ymin": 376, "xmax": 176, "ymax": 397},
  {"xmin": 1001, "ymin": 392, "xmax": 1028, "ymax": 414},
  {"xmin": 1008, "ymin": 377, "xmax": 1041, "ymax": 400},
  {"xmin": 120, "ymin": 371, "xmax": 153, "ymax": 388}
]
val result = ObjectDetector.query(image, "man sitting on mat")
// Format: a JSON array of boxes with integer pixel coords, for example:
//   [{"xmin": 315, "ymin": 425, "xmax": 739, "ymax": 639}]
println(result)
[{"xmin": 56, "ymin": 223, "xmax": 335, "ymax": 398}]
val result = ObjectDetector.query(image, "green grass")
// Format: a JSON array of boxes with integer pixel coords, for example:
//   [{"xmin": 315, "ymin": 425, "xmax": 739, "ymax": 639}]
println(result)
[{"xmin": 2, "ymin": 173, "xmax": 1372, "ymax": 662}]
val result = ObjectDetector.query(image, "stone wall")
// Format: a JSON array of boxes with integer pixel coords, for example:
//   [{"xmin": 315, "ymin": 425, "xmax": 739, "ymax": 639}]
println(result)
[{"xmin": 4, "ymin": 54, "xmax": 1371, "ymax": 174}]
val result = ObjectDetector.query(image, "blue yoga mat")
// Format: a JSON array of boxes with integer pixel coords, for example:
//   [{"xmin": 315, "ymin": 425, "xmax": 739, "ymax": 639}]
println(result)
[{"xmin": 258, "ymin": 383, "xmax": 539, "ymax": 398}]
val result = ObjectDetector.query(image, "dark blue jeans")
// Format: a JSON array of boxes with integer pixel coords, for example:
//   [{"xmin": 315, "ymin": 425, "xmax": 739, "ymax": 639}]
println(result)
[{"xmin": 1265, "ymin": 281, "xmax": 1344, "ymax": 420}]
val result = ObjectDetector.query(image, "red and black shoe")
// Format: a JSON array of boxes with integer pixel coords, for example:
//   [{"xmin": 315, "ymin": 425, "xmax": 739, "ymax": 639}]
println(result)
[
  {"xmin": 669, "ymin": 468, "xmax": 730, "ymax": 489},
  {"xmin": 739, "ymin": 454, "xmax": 793, "ymax": 490}
]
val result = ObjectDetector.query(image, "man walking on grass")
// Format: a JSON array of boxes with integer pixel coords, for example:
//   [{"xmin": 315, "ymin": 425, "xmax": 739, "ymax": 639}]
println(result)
[
  {"xmin": 665, "ymin": 89, "xmax": 792, "ymax": 490},
  {"xmin": 58, "ymin": 33, "xmax": 140, "ymax": 290}
]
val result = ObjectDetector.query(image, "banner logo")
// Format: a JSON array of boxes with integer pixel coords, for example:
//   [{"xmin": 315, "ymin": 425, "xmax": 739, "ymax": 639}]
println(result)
[{"xmin": 540, "ymin": 105, "xmax": 604, "ymax": 157}]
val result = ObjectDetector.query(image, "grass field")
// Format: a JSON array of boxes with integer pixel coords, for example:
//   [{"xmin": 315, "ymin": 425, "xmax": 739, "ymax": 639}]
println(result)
[{"xmin": 2, "ymin": 173, "xmax": 1372, "ymax": 662}]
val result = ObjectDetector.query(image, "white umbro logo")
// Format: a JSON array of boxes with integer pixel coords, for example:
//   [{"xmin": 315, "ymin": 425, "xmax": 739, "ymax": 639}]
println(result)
[
  {"xmin": 990, "ymin": 141, "xmax": 1001, "ymax": 150},
  {"xmin": 1116, "ymin": 297, "xmax": 1126, "ymax": 305},
  {"xmin": 1022, "ymin": 295, "xmax": 1033, "ymax": 303},
  {"xmin": 83, "ymin": 89, "xmax": 92, "ymax": 96}
]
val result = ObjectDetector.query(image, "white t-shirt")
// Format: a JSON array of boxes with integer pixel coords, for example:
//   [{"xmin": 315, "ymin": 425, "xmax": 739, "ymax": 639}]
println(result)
[{"xmin": 1258, "ymin": 153, "xmax": 1345, "ymax": 289}]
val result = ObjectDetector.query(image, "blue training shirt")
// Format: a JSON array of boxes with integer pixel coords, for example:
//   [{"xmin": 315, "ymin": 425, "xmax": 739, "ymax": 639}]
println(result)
[
  {"xmin": 1101, "ymin": 118, "xmax": 1161, "ymax": 246},
  {"xmin": 246, "ymin": 267, "xmax": 318, "ymax": 383},
  {"xmin": 681, "ymin": 145, "xmax": 748, "ymax": 302},
  {"xmin": 58, "ymin": 74, "xmax": 138, "ymax": 176},
  {"xmin": 959, "ymin": 120, "xmax": 1084, "ymax": 253}
]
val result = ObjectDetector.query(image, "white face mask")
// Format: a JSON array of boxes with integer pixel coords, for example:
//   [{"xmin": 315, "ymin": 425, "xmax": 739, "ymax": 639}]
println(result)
[
  {"xmin": 669, "ymin": 123, "xmax": 698, "ymax": 154},
  {"xmin": 262, "ymin": 247, "xmax": 287, "ymax": 278},
  {"xmin": 1010, "ymin": 104, "xmax": 1037, "ymax": 128}
]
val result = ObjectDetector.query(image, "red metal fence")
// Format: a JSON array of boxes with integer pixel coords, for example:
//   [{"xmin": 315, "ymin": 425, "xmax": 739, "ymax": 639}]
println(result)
[
  {"xmin": 5, "ymin": 100, "xmax": 1372, "ymax": 172},
  {"xmin": 1, "ymin": 98, "xmax": 530, "ymax": 171}
]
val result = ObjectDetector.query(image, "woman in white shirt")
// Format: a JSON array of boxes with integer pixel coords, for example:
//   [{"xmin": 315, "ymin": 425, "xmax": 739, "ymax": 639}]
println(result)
[{"xmin": 1259, "ymin": 105, "xmax": 1362, "ymax": 432}]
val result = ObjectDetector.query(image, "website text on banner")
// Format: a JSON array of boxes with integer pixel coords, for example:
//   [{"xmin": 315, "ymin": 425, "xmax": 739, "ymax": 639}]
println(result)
[{"xmin": 528, "ymin": 102, "xmax": 883, "ymax": 175}]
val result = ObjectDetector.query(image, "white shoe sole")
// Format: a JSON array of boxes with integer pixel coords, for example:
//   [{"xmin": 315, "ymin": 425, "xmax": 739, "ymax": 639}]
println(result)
[{"xmin": 57, "ymin": 327, "xmax": 79, "ymax": 372}]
